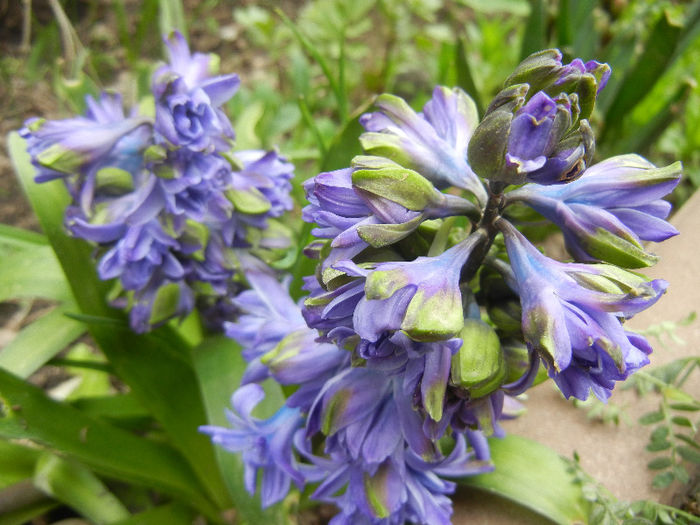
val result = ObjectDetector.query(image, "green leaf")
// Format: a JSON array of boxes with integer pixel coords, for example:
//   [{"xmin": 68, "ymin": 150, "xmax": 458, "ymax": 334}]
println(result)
[
  {"xmin": 675, "ymin": 433, "xmax": 700, "ymax": 449},
  {"xmin": 652, "ymin": 471, "xmax": 675, "ymax": 489},
  {"xmin": 639, "ymin": 411, "xmax": 665, "ymax": 425},
  {"xmin": 0, "ymin": 224, "xmax": 47, "ymax": 249},
  {"xmin": 0, "ymin": 367, "xmax": 217, "ymax": 518},
  {"xmin": 111, "ymin": 502, "xmax": 195, "ymax": 525},
  {"xmin": 520, "ymin": 0, "xmax": 546, "ymax": 60},
  {"xmin": 671, "ymin": 416, "xmax": 694, "ymax": 428},
  {"xmin": 0, "ymin": 440, "xmax": 40, "ymax": 490},
  {"xmin": 193, "ymin": 335, "xmax": 287, "ymax": 525},
  {"xmin": 647, "ymin": 457, "xmax": 673, "ymax": 470},
  {"xmin": 673, "ymin": 464, "xmax": 690, "ymax": 484},
  {"xmin": 62, "ymin": 343, "xmax": 113, "ymax": 400},
  {"xmin": 33, "ymin": 453, "xmax": 130, "ymax": 524},
  {"xmin": 604, "ymin": 10, "xmax": 683, "ymax": 128},
  {"xmin": 677, "ymin": 446, "xmax": 700, "ymax": 464},
  {"xmin": 72, "ymin": 394, "xmax": 151, "ymax": 427},
  {"xmin": 320, "ymin": 98, "xmax": 372, "ymax": 172},
  {"xmin": 669, "ymin": 403, "xmax": 700, "ymax": 412},
  {"xmin": 8, "ymin": 132, "xmax": 230, "ymax": 511},
  {"xmin": 0, "ymin": 245, "xmax": 71, "ymax": 302},
  {"xmin": 0, "ymin": 303, "xmax": 85, "ymax": 379},
  {"xmin": 646, "ymin": 441, "xmax": 672, "ymax": 452},
  {"xmin": 461, "ymin": 435, "xmax": 588, "ymax": 524},
  {"xmin": 650, "ymin": 425, "xmax": 670, "ymax": 443}
]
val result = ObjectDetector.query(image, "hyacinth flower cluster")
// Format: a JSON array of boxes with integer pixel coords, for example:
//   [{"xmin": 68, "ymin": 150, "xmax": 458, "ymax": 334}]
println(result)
[
  {"xmin": 19, "ymin": 32, "xmax": 294, "ymax": 332},
  {"xmin": 201, "ymin": 49, "xmax": 680, "ymax": 524},
  {"xmin": 201, "ymin": 267, "xmax": 498, "ymax": 524}
]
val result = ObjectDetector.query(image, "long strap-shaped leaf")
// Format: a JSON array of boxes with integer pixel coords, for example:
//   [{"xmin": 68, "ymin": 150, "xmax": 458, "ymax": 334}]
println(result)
[
  {"xmin": 0, "ymin": 303, "xmax": 85, "ymax": 379},
  {"xmin": 603, "ymin": 10, "xmax": 684, "ymax": 130},
  {"xmin": 0, "ymin": 366, "xmax": 217, "ymax": 518},
  {"xmin": 33, "ymin": 453, "xmax": 130, "ymax": 524},
  {"xmin": 193, "ymin": 335, "xmax": 289, "ymax": 525},
  {"xmin": 460, "ymin": 434, "xmax": 589, "ymax": 525},
  {"xmin": 0, "ymin": 245, "xmax": 71, "ymax": 302},
  {"xmin": 7, "ymin": 132, "xmax": 230, "ymax": 511}
]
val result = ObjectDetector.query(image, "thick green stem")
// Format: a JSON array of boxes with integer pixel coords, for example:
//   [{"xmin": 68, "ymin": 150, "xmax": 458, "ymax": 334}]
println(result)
[{"xmin": 462, "ymin": 181, "xmax": 506, "ymax": 281}]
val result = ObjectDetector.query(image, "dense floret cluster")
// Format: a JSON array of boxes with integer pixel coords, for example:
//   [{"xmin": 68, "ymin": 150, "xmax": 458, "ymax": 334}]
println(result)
[
  {"xmin": 23, "ymin": 39, "xmax": 679, "ymax": 524},
  {"xmin": 20, "ymin": 33, "xmax": 294, "ymax": 332},
  {"xmin": 201, "ymin": 50, "xmax": 679, "ymax": 524}
]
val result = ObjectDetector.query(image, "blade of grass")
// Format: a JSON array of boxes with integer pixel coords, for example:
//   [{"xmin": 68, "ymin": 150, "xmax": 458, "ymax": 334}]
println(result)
[
  {"xmin": 603, "ymin": 10, "xmax": 683, "ymax": 132},
  {"xmin": 520, "ymin": 0, "xmax": 546, "ymax": 60},
  {"xmin": 456, "ymin": 37, "xmax": 484, "ymax": 117},
  {"xmin": 672, "ymin": 2, "xmax": 700, "ymax": 64},
  {"xmin": 113, "ymin": 0, "xmax": 136, "ymax": 64},
  {"xmin": 620, "ymin": 79, "xmax": 694, "ymax": 154},
  {"xmin": 158, "ymin": 0, "xmax": 187, "ymax": 40},
  {"xmin": 338, "ymin": 28, "xmax": 349, "ymax": 123},
  {"xmin": 289, "ymin": 221, "xmax": 315, "ymax": 302},
  {"xmin": 276, "ymin": 8, "xmax": 347, "ymax": 124},
  {"xmin": 557, "ymin": 0, "xmax": 596, "ymax": 58},
  {"xmin": 298, "ymin": 94, "xmax": 328, "ymax": 159}
]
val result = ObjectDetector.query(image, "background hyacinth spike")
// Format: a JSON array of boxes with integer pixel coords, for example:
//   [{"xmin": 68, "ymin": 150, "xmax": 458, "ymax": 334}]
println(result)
[
  {"xmin": 21, "ymin": 33, "xmax": 296, "ymax": 332},
  {"xmin": 20, "ymin": 93, "xmax": 151, "ymax": 186},
  {"xmin": 152, "ymin": 31, "xmax": 239, "ymax": 153}
]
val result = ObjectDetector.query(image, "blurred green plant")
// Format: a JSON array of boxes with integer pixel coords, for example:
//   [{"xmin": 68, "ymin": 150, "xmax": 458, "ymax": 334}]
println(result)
[
  {"xmin": 567, "ymin": 451, "xmax": 700, "ymax": 524},
  {"xmin": 2, "ymin": 0, "xmax": 700, "ymax": 523}
]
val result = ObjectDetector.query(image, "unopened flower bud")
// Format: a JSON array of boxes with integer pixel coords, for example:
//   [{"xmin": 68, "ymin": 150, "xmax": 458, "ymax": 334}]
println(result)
[
  {"xmin": 450, "ymin": 319, "xmax": 506, "ymax": 398},
  {"xmin": 468, "ymin": 49, "xmax": 608, "ymax": 186}
]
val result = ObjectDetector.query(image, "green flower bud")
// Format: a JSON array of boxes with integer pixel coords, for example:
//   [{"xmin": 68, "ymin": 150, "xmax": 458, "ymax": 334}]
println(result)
[{"xmin": 450, "ymin": 319, "xmax": 507, "ymax": 398}]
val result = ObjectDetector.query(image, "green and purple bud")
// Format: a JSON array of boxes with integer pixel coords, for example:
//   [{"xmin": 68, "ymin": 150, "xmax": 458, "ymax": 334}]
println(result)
[
  {"xmin": 351, "ymin": 156, "xmax": 481, "ymax": 247},
  {"xmin": 468, "ymin": 49, "xmax": 609, "ymax": 185},
  {"xmin": 355, "ymin": 230, "xmax": 487, "ymax": 343}
]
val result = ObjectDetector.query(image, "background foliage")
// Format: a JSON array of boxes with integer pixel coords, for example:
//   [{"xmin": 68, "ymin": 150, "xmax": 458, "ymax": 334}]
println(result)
[{"xmin": 0, "ymin": 0, "xmax": 699, "ymax": 523}]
